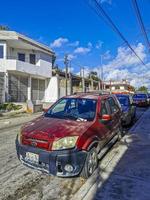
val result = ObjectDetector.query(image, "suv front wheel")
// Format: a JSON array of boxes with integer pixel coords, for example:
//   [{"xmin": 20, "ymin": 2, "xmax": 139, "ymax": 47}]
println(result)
[{"xmin": 80, "ymin": 147, "xmax": 98, "ymax": 179}]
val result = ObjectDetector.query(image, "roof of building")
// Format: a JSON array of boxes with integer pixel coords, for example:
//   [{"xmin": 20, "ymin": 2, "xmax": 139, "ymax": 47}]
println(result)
[{"xmin": 0, "ymin": 31, "xmax": 55, "ymax": 55}]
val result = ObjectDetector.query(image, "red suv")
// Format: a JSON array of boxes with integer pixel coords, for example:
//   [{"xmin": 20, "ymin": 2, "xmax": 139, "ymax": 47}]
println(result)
[{"xmin": 16, "ymin": 93, "xmax": 122, "ymax": 178}]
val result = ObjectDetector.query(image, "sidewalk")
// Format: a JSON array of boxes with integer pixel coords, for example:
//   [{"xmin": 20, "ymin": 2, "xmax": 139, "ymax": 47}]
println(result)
[
  {"xmin": 72, "ymin": 108, "xmax": 150, "ymax": 200},
  {"xmin": 0, "ymin": 112, "xmax": 42, "ymax": 130}
]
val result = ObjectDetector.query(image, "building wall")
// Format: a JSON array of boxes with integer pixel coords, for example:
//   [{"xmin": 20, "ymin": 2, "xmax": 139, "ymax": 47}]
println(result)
[
  {"xmin": 0, "ymin": 72, "xmax": 5, "ymax": 103},
  {"xmin": 45, "ymin": 76, "xmax": 59, "ymax": 102},
  {"xmin": 7, "ymin": 45, "xmax": 52, "ymax": 66}
]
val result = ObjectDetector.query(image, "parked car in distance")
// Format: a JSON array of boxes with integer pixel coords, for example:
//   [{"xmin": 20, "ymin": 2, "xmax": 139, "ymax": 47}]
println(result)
[
  {"xmin": 116, "ymin": 94, "xmax": 136, "ymax": 126},
  {"xmin": 148, "ymin": 94, "xmax": 150, "ymax": 105},
  {"xmin": 16, "ymin": 93, "xmax": 122, "ymax": 179},
  {"xmin": 133, "ymin": 93, "xmax": 149, "ymax": 106}
]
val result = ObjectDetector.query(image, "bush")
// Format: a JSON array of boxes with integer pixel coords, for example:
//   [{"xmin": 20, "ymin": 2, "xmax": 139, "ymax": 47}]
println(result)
[{"xmin": 0, "ymin": 103, "xmax": 22, "ymax": 111}]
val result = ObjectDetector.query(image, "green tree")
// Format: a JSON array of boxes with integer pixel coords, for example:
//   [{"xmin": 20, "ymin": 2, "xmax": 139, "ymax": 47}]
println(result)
[
  {"xmin": 137, "ymin": 86, "xmax": 148, "ymax": 93},
  {"xmin": 0, "ymin": 25, "xmax": 10, "ymax": 30},
  {"xmin": 89, "ymin": 71, "xmax": 100, "ymax": 81}
]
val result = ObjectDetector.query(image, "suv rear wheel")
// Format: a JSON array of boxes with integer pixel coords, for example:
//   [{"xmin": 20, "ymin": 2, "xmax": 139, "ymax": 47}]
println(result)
[{"xmin": 80, "ymin": 147, "xmax": 98, "ymax": 179}]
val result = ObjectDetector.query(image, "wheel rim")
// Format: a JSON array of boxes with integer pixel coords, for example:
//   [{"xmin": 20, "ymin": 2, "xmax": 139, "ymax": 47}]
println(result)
[{"xmin": 87, "ymin": 151, "xmax": 97, "ymax": 175}]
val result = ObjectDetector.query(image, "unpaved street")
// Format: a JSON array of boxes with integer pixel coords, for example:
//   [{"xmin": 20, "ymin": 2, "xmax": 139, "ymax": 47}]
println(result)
[
  {"xmin": 0, "ymin": 116, "xmax": 84, "ymax": 200},
  {"xmin": 0, "ymin": 107, "xmax": 147, "ymax": 200}
]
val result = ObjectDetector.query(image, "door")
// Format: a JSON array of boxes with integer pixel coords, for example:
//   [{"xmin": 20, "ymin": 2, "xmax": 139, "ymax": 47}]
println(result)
[
  {"xmin": 107, "ymin": 97, "xmax": 120, "ymax": 134},
  {"xmin": 96, "ymin": 100, "xmax": 112, "ymax": 145}
]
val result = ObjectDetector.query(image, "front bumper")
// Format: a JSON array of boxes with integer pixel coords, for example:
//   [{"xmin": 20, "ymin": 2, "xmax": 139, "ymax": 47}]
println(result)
[{"xmin": 16, "ymin": 137, "xmax": 87, "ymax": 177}]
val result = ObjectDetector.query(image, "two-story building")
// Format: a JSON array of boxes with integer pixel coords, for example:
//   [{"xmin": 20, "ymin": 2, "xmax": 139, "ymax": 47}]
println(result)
[
  {"xmin": 0, "ymin": 31, "xmax": 57, "ymax": 103},
  {"xmin": 103, "ymin": 80, "xmax": 135, "ymax": 94}
]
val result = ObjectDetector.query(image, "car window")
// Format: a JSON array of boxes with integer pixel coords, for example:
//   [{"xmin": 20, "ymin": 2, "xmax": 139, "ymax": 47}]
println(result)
[
  {"xmin": 51, "ymin": 98, "xmax": 67, "ymax": 114},
  {"xmin": 108, "ymin": 97, "xmax": 119, "ymax": 113},
  {"xmin": 101, "ymin": 101, "xmax": 109, "ymax": 115},
  {"xmin": 45, "ymin": 98, "xmax": 97, "ymax": 121},
  {"xmin": 133, "ymin": 94, "xmax": 147, "ymax": 98},
  {"xmin": 117, "ymin": 96, "xmax": 130, "ymax": 106}
]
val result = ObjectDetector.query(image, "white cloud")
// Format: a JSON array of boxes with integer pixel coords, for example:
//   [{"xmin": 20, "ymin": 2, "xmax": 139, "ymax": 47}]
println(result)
[
  {"xmin": 80, "ymin": 43, "xmax": 150, "ymax": 89},
  {"xmin": 74, "ymin": 47, "xmax": 91, "ymax": 55},
  {"xmin": 88, "ymin": 42, "xmax": 93, "ymax": 48},
  {"xmin": 76, "ymin": 66, "xmax": 91, "ymax": 77},
  {"xmin": 100, "ymin": 43, "xmax": 150, "ymax": 88},
  {"xmin": 68, "ymin": 41, "xmax": 79, "ymax": 47},
  {"xmin": 96, "ymin": 40, "xmax": 103, "ymax": 49},
  {"xmin": 68, "ymin": 54, "xmax": 76, "ymax": 60},
  {"xmin": 101, "ymin": 50, "xmax": 112, "ymax": 60},
  {"xmin": 50, "ymin": 37, "xmax": 69, "ymax": 48}
]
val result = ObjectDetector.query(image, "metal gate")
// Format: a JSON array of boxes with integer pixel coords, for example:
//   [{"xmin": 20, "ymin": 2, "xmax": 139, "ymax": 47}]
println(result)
[
  {"xmin": 8, "ymin": 74, "xmax": 28, "ymax": 102},
  {"xmin": 31, "ymin": 78, "xmax": 45, "ymax": 101},
  {"xmin": 0, "ymin": 72, "xmax": 4, "ymax": 103}
]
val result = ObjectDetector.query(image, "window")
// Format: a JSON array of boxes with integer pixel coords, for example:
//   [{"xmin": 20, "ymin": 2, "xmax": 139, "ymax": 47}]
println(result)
[
  {"xmin": 51, "ymin": 99, "xmax": 67, "ymax": 114},
  {"xmin": 115, "ymin": 85, "xmax": 120, "ymax": 90},
  {"xmin": 0, "ymin": 45, "xmax": 4, "ymax": 58},
  {"xmin": 18, "ymin": 53, "xmax": 25, "ymax": 62},
  {"xmin": 108, "ymin": 97, "xmax": 119, "ymax": 113},
  {"xmin": 117, "ymin": 96, "xmax": 129, "ymax": 106},
  {"xmin": 29, "ymin": 54, "xmax": 36, "ymax": 64},
  {"xmin": 101, "ymin": 101, "xmax": 109, "ymax": 115},
  {"xmin": 45, "ymin": 98, "xmax": 97, "ymax": 121}
]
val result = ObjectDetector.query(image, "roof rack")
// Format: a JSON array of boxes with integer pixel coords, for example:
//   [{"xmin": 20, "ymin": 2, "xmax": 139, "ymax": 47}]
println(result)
[{"xmin": 73, "ymin": 90, "xmax": 111, "ymax": 95}]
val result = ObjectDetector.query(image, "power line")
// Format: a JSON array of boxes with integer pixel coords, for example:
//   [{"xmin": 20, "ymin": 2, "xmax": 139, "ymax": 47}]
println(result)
[
  {"xmin": 87, "ymin": 0, "xmax": 146, "ymax": 66},
  {"xmin": 132, "ymin": 0, "xmax": 150, "ymax": 52}
]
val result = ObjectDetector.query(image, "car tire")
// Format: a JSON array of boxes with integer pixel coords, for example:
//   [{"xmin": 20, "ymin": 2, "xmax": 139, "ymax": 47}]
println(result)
[{"xmin": 80, "ymin": 147, "xmax": 98, "ymax": 179}]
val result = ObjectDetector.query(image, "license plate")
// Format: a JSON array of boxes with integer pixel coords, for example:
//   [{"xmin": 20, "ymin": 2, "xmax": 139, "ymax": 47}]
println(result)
[{"xmin": 25, "ymin": 152, "xmax": 39, "ymax": 164}]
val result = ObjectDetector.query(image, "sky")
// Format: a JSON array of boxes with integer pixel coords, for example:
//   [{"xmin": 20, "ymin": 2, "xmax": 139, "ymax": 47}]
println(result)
[{"xmin": 0, "ymin": 0, "xmax": 150, "ymax": 89}]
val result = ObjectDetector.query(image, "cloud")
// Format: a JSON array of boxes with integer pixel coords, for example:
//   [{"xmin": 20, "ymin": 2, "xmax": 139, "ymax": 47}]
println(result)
[
  {"xmin": 103, "ymin": 43, "xmax": 146, "ymax": 72},
  {"xmin": 74, "ymin": 47, "xmax": 91, "ymax": 55},
  {"xmin": 81, "ymin": 43, "xmax": 150, "ymax": 89},
  {"xmin": 100, "ymin": 43, "xmax": 150, "ymax": 88},
  {"xmin": 96, "ymin": 40, "xmax": 103, "ymax": 49},
  {"xmin": 68, "ymin": 54, "xmax": 77, "ymax": 60},
  {"xmin": 88, "ymin": 42, "xmax": 93, "ymax": 48},
  {"xmin": 50, "ymin": 37, "xmax": 69, "ymax": 48},
  {"xmin": 76, "ymin": 66, "xmax": 91, "ymax": 77},
  {"xmin": 68, "ymin": 41, "xmax": 79, "ymax": 47}
]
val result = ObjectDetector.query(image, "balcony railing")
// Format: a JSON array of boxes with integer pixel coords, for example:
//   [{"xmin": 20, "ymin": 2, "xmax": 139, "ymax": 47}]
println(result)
[{"xmin": 6, "ymin": 56, "xmax": 37, "ymax": 65}]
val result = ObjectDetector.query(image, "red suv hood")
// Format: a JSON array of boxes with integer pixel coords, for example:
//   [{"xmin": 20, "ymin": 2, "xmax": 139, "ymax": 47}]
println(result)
[{"xmin": 22, "ymin": 116, "xmax": 93, "ymax": 139}]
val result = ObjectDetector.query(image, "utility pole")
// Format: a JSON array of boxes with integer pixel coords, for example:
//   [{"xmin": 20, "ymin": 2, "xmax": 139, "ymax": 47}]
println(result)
[
  {"xmin": 69, "ymin": 60, "xmax": 72, "ymax": 95},
  {"xmin": 64, "ymin": 54, "xmax": 69, "ymax": 96},
  {"xmin": 100, "ymin": 55, "xmax": 103, "ymax": 90},
  {"xmin": 81, "ymin": 67, "xmax": 85, "ymax": 92}
]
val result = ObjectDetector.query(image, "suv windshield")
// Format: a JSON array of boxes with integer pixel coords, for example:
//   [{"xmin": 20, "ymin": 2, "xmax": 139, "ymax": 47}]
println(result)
[
  {"xmin": 44, "ymin": 98, "xmax": 97, "ymax": 121},
  {"xmin": 133, "ymin": 94, "xmax": 147, "ymax": 99},
  {"xmin": 117, "ymin": 96, "xmax": 129, "ymax": 106}
]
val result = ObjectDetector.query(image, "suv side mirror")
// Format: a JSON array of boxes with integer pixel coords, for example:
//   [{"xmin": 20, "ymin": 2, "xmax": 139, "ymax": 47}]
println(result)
[{"xmin": 101, "ymin": 114, "xmax": 112, "ymax": 122}]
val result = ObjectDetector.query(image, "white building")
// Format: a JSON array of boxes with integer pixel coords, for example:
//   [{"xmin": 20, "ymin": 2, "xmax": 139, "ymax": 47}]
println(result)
[
  {"xmin": 103, "ymin": 80, "xmax": 134, "ymax": 94},
  {"xmin": 0, "ymin": 31, "xmax": 58, "ymax": 103}
]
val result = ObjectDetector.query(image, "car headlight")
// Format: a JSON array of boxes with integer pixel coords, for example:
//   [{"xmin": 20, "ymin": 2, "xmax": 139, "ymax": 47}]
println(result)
[
  {"xmin": 18, "ymin": 132, "xmax": 22, "ymax": 144},
  {"xmin": 52, "ymin": 136, "xmax": 78, "ymax": 150}
]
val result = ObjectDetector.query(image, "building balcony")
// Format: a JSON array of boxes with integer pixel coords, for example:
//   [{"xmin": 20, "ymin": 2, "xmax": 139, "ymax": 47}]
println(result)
[{"xmin": 0, "ymin": 58, "xmax": 52, "ymax": 78}]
